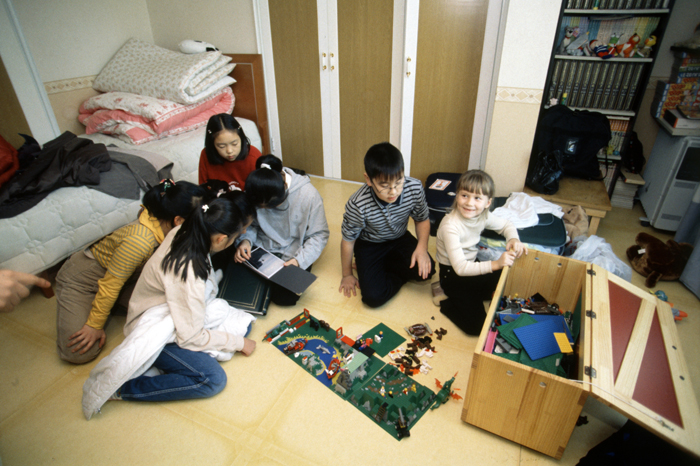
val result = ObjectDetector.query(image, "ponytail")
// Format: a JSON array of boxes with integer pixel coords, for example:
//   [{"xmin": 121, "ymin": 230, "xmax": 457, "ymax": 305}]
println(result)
[
  {"xmin": 162, "ymin": 193, "xmax": 250, "ymax": 281},
  {"xmin": 142, "ymin": 180, "xmax": 205, "ymax": 223},
  {"xmin": 245, "ymin": 154, "xmax": 287, "ymax": 208}
]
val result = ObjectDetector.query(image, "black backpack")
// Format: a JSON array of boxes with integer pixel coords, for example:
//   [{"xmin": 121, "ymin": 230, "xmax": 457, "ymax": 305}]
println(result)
[{"xmin": 532, "ymin": 105, "xmax": 611, "ymax": 180}]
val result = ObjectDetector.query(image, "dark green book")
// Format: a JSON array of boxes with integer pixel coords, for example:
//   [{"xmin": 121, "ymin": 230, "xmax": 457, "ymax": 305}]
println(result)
[
  {"xmin": 217, "ymin": 261, "xmax": 271, "ymax": 315},
  {"xmin": 615, "ymin": 63, "xmax": 634, "ymax": 110},
  {"xmin": 591, "ymin": 62, "xmax": 611, "ymax": 108}
]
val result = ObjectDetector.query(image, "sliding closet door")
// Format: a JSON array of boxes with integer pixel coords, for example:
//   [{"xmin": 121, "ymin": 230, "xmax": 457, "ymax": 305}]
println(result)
[
  {"xmin": 268, "ymin": 0, "xmax": 325, "ymax": 174},
  {"xmin": 410, "ymin": 0, "xmax": 488, "ymax": 182},
  {"xmin": 337, "ymin": 0, "xmax": 393, "ymax": 183}
]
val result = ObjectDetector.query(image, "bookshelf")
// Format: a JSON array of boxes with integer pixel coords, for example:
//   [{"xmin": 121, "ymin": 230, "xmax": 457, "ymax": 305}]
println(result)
[{"xmin": 530, "ymin": 0, "xmax": 675, "ymax": 205}]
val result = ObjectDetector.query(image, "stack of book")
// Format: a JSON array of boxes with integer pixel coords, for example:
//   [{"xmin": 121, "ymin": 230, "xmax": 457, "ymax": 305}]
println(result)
[
  {"xmin": 651, "ymin": 54, "xmax": 700, "ymax": 118},
  {"xmin": 599, "ymin": 160, "xmax": 620, "ymax": 194},
  {"xmin": 610, "ymin": 176, "xmax": 638, "ymax": 208}
]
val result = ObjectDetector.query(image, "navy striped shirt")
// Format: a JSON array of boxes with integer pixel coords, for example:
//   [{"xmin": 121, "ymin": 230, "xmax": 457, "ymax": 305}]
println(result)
[{"xmin": 341, "ymin": 177, "xmax": 429, "ymax": 243}]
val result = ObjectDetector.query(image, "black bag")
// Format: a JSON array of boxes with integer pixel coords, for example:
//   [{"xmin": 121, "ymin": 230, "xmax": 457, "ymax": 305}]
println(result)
[
  {"xmin": 533, "ymin": 105, "xmax": 611, "ymax": 179},
  {"xmin": 526, "ymin": 150, "xmax": 563, "ymax": 195},
  {"xmin": 622, "ymin": 130, "xmax": 645, "ymax": 174}
]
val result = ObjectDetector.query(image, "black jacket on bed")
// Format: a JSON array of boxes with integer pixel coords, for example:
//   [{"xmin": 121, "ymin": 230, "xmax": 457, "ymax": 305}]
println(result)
[{"xmin": 0, "ymin": 132, "xmax": 111, "ymax": 219}]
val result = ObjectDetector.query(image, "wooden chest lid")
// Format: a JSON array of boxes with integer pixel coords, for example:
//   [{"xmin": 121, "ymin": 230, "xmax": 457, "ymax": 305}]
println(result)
[{"xmin": 584, "ymin": 264, "xmax": 700, "ymax": 458}]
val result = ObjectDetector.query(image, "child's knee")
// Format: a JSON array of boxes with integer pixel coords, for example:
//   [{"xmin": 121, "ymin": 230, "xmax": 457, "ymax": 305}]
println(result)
[
  {"xmin": 202, "ymin": 366, "xmax": 227, "ymax": 397},
  {"xmin": 57, "ymin": 342, "xmax": 101, "ymax": 365}
]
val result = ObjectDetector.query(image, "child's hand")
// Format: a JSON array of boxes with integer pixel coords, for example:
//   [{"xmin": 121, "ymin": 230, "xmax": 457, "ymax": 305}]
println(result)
[
  {"xmin": 506, "ymin": 239, "xmax": 528, "ymax": 258},
  {"xmin": 240, "ymin": 337, "xmax": 256, "ymax": 356},
  {"xmin": 284, "ymin": 258, "xmax": 299, "ymax": 267},
  {"xmin": 339, "ymin": 275, "xmax": 360, "ymax": 297},
  {"xmin": 68, "ymin": 324, "xmax": 106, "ymax": 354},
  {"xmin": 493, "ymin": 250, "xmax": 517, "ymax": 270},
  {"xmin": 410, "ymin": 248, "xmax": 432, "ymax": 279},
  {"xmin": 234, "ymin": 240, "xmax": 252, "ymax": 263}
]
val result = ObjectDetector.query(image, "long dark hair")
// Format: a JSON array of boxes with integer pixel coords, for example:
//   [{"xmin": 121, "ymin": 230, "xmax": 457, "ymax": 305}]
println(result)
[
  {"xmin": 245, "ymin": 154, "xmax": 288, "ymax": 208},
  {"xmin": 142, "ymin": 180, "xmax": 205, "ymax": 223},
  {"xmin": 161, "ymin": 191, "xmax": 253, "ymax": 281},
  {"xmin": 204, "ymin": 113, "xmax": 251, "ymax": 165}
]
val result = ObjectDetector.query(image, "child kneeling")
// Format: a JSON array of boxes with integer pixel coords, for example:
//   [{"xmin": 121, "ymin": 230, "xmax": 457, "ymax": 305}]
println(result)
[
  {"xmin": 436, "ymin": 170, "xmax": 527, "ymax": 335},
  {"xmin": 339, "ymin": 142, "xmax": 434, "ymax": 308}
]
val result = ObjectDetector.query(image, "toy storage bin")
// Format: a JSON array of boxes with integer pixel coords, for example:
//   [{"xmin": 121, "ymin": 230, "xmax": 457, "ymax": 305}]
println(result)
[{"xmin": 461, "ymin": 251, "xmax": 700, "ymax": 459}]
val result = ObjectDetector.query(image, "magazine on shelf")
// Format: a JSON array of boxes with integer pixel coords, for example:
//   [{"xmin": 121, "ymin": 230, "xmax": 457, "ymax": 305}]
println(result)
[{"xmin": 244, "ymin": 246, "xmax": 317, "ymax": 295}]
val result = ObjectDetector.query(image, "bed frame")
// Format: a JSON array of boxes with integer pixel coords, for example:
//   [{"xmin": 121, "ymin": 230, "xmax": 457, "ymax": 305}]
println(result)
[{"xmin": 225, "ymin": 54, "xmax": 270, "ymax": 155}]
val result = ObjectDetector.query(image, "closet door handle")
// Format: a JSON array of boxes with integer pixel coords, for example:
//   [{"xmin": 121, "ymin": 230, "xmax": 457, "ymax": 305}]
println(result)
[
  {"xmin": 406, "ymin": 57, "xmax": 412, "ymax": 78},
  {"xmin": 330, "ymin": 53, "xmax": 335, "ymax": 71},
  {"xmin": 321, "ymin": 52, "xmax": 328, "ymax": 71}
]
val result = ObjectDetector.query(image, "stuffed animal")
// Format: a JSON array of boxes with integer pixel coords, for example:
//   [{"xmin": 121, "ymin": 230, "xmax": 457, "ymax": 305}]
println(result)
[
  {"xmin": 607, "ymin": 33, "xmax": 622, "ymax": 56},
  {"xmin": 557, "ymin": 27, "xmax": 575, "ymax": 54},
  {"xmin": 586, "ymin": 40, "xmax": 613, "ymax": 59},
  {"xmin": 635, "ymin": 35, "xmax": 656, "ymax": 58},
  {"xmin": 626, "ymin": 232, "xmax": 694, "ymax": 288},
  {"xmin": 616, "ymin": 33, "xmax": 641, "ymax": 58}
]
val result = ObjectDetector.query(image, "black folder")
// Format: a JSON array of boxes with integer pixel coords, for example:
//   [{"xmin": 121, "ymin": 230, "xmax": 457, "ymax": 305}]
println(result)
[{"xmin": 217, "ymin": 261, "xmax": 271, "ymax": 316}]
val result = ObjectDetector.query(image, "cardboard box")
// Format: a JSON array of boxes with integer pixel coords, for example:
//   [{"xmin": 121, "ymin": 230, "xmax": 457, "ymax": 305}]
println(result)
[{"xmin": 461, "ymin": 251, "xmax": 700, "ymax": 459}]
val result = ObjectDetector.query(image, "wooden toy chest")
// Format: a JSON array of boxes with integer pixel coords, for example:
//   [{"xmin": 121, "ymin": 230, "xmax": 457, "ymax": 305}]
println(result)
[{"xmin": 461, "ymin": 251, "xmax": 700, "ymax": 459}]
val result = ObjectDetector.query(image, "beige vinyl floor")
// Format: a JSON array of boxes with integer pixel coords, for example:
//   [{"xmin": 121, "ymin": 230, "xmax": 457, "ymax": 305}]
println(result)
[{"xmin": 1, "ymin": 177, "xmax": 698, "ymax": 465}]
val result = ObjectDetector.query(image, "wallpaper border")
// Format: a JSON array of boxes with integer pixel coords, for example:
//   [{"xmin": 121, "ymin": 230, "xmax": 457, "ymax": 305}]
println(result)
[{"xmin": 44, "ymin": 76, "xmax": 96, "ymax": 95}]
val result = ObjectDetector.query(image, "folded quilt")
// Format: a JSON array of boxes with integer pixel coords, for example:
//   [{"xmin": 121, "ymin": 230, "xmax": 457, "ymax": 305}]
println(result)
[
  {"xmin": 93, "ymin": 38, "xmax": 235, "ymax": 104},
  {"xmin": 79, "ymin": 87, "xmax": 234, "ymax": 145}
]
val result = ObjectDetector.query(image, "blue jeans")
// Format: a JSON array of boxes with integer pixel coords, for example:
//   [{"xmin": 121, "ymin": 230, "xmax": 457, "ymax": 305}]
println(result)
[{"xmin": 119, "ymin": 324, "xmax": 251, "ymax": 402}]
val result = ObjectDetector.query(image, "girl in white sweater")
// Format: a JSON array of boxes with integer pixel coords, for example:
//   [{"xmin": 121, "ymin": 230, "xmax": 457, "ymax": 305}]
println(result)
[
  {"xmin": 113, "ymin": 191, "xmax": 256, "ymax": 402},
  {"xmin": 435, "ymin": 170, "xmax": 527, "ymax": 335}
]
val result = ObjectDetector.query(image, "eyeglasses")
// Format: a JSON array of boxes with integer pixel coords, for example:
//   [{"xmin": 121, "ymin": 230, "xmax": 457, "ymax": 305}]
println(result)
[{"xmin": 373, "ymin": 178, "xmax": 405, "ymax": 194}]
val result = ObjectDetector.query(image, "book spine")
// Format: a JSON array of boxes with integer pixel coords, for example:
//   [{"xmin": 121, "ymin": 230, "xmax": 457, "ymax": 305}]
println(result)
[
  {"xmin": 616, "ymin": 63, "xmax": 634, "ymax": 110},
  {"xmin": 608, "ymin": 63, "xmax": 625, "ymax": 109},
  {"xmin": 576, "ymin": 62, "xmax": 593, "ymax": 107},
  {"xmin": 548, "ymin": 59, "xmax": 563, "ymax": 103},
  {"xmin": 569, "ymin": 61, "xmax": 585, "ymax": 106},
  {"xmin": 622, "ymin": 63, "xmax": 644, "ymax": 110},
  {"xmin": 671, "ymin": 72, "xmax": 700, "ymax": 83},
  {"xmin": 583, "ymin": 61, "xmax": 602, "ymax": 108},
  {"xmin": 592, "ymin": 62, "xmax": 611, "ymax": 108},
  {"xmin": 556, "ymin": 60, "xmax": 571, "ymax": 102},
  {"xmin": 600, "ymin": 62, "xmax": 619, "ymax": 109},
  {"xmin": 563, "ymin": 61, "xmax": 579, "ymax": 104}
]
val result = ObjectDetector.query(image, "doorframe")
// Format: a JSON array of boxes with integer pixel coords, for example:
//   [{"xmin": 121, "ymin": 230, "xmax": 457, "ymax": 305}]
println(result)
[
  {"xmin": 0, "ymin": 0, "xmax": 60, "ymax": 144},
  {"xmin": 255, "ymin": 0, "xmax": 509, "ymax": 177}
]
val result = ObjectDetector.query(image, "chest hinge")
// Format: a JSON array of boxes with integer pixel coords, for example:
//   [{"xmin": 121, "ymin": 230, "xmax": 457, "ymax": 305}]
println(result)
[
  {"xmin": 586, "ymin": 310, "xmax": 597, "ymax": 319},
  {"xmin": 585, "ymin": 366, "xmax": 597, "ymax": 378},
  {"xmin": 587, "ymin": 269, "xmax": 596, "ymax": 276}
]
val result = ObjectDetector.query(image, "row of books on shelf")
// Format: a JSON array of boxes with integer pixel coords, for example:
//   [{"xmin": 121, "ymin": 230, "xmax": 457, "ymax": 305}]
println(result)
[
  {"xmin": 566, "ymin": 0, "xmax": 669, "ymax": 9},
  {"xmin": 549, "ymin": 60, "xmax": 644, "ymax": 111},
  {"xmin": 558, "ymin": 15, "xmax": 659, "ymax": 51}
]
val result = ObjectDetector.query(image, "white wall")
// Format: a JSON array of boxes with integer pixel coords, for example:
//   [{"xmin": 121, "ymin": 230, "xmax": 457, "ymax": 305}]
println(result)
[
  {"xmin": 12, "ymin": 0, "xmax": 259, "ymax": 83},
  {"xmin": 651, "ymin": 0, "xmax": 700, "ymax": 77},
  {"xmin": 12, "ymin": 0, "xmax": 154, "ymax": 81},
  {"xmin": 484, "ymin": 0, "xmax": 561, "ymax": 196},
  {"xmin": 497, "ymin": 0, "xmax": 561, "ymax": 90},
  {"xmin": 146, "ymin": 0, "xmax": 258, "ymax": 54}
]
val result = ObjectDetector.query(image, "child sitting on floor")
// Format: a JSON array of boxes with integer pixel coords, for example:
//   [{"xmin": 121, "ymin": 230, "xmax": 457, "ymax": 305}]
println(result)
[
  {"xmin": 435, "ymin": 170, "xmax": 527, "ymax": 335},
  {"xmin": 55, "ymin": 180, "xmax": 205, "ymax": 364},
  {"xmin": 234, "ymin": 155, "xmax": 329, "ymax": 306},
  {"xmin": 198, "ymin": 113, "xmax": 261, "ymax": 190},
  {"xmin": 338, "ymin": 142, "xmax": 434, "ymax": 308}
]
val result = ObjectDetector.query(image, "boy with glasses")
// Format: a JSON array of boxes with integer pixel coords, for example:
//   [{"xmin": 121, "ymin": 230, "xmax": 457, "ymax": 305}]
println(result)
[{"xmin": 339, "ymin": 142, "xmax": 434, "ymax": 307}]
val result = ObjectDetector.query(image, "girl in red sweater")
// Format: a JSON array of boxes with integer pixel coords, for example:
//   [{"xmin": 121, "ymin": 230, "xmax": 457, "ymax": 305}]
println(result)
[{"xmin": 198, "ymin": 113, "xmax": 261, "ymax": 190}]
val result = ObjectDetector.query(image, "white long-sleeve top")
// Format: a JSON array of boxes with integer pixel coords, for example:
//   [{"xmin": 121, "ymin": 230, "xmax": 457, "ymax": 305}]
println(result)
[
  {"xmin": 125, "ymin": 225, "xmax": 244, "ymax": 354},
  {"xmin": 436, "ymin": 210, "xmax": 519, "ymax": 276}
]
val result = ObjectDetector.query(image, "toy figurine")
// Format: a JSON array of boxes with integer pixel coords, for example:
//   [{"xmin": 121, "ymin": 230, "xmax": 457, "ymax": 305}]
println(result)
[
  {"xmin": 585, "ymin": 40, "xmax": 613, "ymax": 59},
  {"xmin": 635, "ymin": 35, "xmax": 656, "ymax": 58},
  {"xmin": 565, "ymin": 31, "xmax": 589, "ymax": 56},
  {"xmin": 557, "ymin": 26, "xmax": 575, "ymax": 54},
  {"xmin": 429, "ymin": 373, "xmax": 463, "ymax": 410},
  {"xmin": 616, "ymin": 33, "xmax": 640, "ymax": 58}
]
